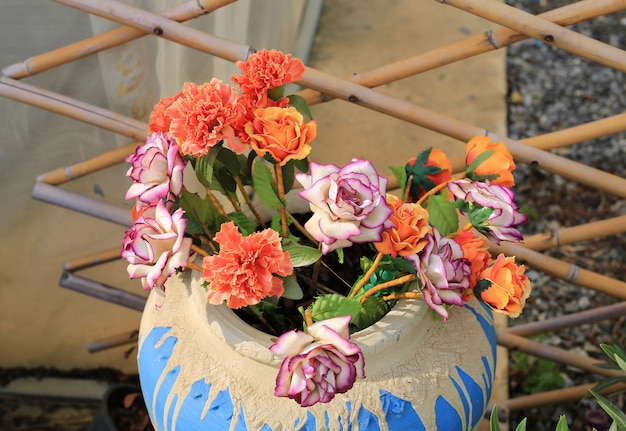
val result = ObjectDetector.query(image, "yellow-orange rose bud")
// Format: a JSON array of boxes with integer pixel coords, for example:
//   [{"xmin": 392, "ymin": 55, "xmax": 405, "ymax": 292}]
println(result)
[
  {"xmin": 476, "ymin": 254, "xmax": 531, "ymax": 318},
  {"xmin": 466, "ymin": 136, "xmax": 515, "ymax": 187},
  {"xmin": 374, "ymin": 194, "xmax": 432, "ymax": 258},
  {"xmin": 245, "ymin": 106, "xmax": 316, "ymax": 166}
]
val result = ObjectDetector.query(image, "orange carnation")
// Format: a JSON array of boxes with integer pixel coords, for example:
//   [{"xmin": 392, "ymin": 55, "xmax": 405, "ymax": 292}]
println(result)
[
  {"xmin": 476, "ymin": 254, "xmax": 531, "ymax": 318},
  {"xmin": 232, "ymin": 49, "xmax": 305, "ymax": 106},
  {"xmin": 466, "ymin": 136, "xmax": 516, "ymax": 187},
  {"xmin": 165, "ymin": 79, "xmax": 241, "ymax": 157},
  {"xmin": 148, "ymin": 94, "xmax": 180, "ymax": 134},
  {"xmin": 245, "ymin": 106, "xmax": 316, "ymax": 166},
  {"xmin": 202, "ymin": 222, "xmax": 293, "ymax": 309},
  {"xmin": 454, "ymin": 231, "xmax": 491, "ymax": 288},
  {"xmin": 374, "ymin": 194, "xmax": 431, "ymax": 258}
]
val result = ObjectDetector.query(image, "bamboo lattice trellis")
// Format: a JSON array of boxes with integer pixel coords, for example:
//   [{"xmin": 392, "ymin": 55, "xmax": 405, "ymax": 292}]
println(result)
[{"xmin": 2, "ymin": 0, "xmax": 625, "ymax": 427}]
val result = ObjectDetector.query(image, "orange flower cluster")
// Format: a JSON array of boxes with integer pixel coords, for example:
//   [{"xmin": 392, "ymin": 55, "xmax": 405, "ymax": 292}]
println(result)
[
  {"xmin": 476, "ymin": 254, "xmax": 531, "ymax": 318},
  {"xmin": 246, "ymin": 106, "xmax": 317, "ymax": 166},
  {"xmin": 466, "ymin": 136, "xmax": 516, "ymax": 187},
  {"xmin": 374, "ymin": 194, "xmax": 431, "ymax": 258}
]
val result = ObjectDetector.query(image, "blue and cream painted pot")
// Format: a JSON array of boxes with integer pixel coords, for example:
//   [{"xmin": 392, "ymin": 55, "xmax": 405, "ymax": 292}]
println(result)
[{"xmin": 138, "ymin": 270, "xmax": 496, "ymax": 431}]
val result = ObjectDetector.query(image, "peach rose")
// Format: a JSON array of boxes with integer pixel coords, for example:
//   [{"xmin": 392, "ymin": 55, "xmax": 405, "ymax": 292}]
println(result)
[
  {"xmin": 466, "ymin": 136, "xmax": 516, "ymax": 187},
  {"xmin": 476, "ymin": 254, "xmax": 531, "ymax": 318},
  {"xmin": 454, "ymin": 231, "xmax": 491, "ymax": 289},
  {"xmin": 374, "ymin": 194, "xmax": 431, "ymax": 262},
  {"xmin": 245, "ymin": 106, "xmax": 316, "ymax": 166}
]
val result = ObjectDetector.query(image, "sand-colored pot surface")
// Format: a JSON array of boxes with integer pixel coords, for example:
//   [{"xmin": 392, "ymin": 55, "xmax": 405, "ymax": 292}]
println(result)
[{"xmin": 138, "ymin": 270, "xmax": 496, "ymax": 431}]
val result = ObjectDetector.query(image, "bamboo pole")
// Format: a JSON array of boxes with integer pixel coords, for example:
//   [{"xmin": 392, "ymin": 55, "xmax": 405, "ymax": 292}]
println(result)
[
  {"xmin": 504, "ymin": 301, "xmax": 626, "ymax": 337},
  {"xmin": 522, "ymin": 111, "xmax": 626, "ymax": 151},
  {"xmin": 63, "ymin": 247, "xmax": 124, "ymax": 272},
  {"xmin": 522, "ymin": 215, "xmax": 626, "ymax": 251},
  {"xmin": 32, "ymin": 182, "xmax": 133, "ymax": 227},
  {"xmin": 2, "ymin": 0, "xmax": 236, "ymax": 79},
  {"xmin": 86, "ymin": 330, "xmax": 139, "ymax": 353},
  {"xmin": 486, "ymin": 239, "xmax": 626, "ymax": 300},
  {"xmin": 298, "ymin": 0, "xmax": 626, "ymax": 105},
  {"xmin": 507, "ymin": 382, "xmax": 626, "ymax": 412},
  {"xmin": 38, "ymin": 141, "xmax": 140, "ymax": 185},
  {"xmin": 51, "ymin": 0, "xmax": 252, "ymax": 64},
  {"xmin": 497, "ymin": 331, "xmax": 625, "ymax": 378},
  {"xmin": 436, "ymin": 0, "xmax": 626, "ymax": 73},
  {"xmin": 51, "ymin": 0, "xmax": 626, "ymax": 199},
  {"xmin": 0, "ymin": 77, "xmax": 147, "ymax": 140}
]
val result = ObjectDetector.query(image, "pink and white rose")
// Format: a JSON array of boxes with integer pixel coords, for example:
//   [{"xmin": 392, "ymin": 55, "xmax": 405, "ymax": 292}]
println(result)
[
  {"xmin": 448, "ymin": 179, "xmax": 528, "ymax": 243},
  {"xmin": 125, "ymin": 132, "xmax": 185, "ymax": 204},
  {"xmin": 296, "ymin": 159, "xmax": 392, "ymax": 254},
  {"xmin": 121, "ymin": 200, "xmax": 192, "ymax": 290},
  {"xmin": 417, "ymin": 228, "xmax": 471, "ymax": 321},
  {"xmin": 270, "ymin": 315, "xmax": 365, "ymax": 407}
]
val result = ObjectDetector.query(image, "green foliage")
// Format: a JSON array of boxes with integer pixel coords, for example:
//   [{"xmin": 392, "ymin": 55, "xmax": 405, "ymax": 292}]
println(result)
[
  {"xmin": 388, "ymin": 164, "xmax": 407, "ymax": 201},
  {"xmin": 227, "ymin": 211, "xmax": 256, "ymax": 236},
  {"xmin": 489, "ymin": 406, "xmax": 570, "ymax": 431},
  {"xmin": 280, "ymin": 275, "xmax": 304, "ymax": 300},
  {"xmin": 178, "ymin": 188, "xmax": 223, "ymax": 234},
  {"xmin": 253, "ymin": 162, "xmax": 285, "ymax": 210},
  {"xmin": 404, "ymin": 147, "xmax": 445, "ymax": 200},
  {"xmin": 427, "ymin": 193, "xmax": 459, "ymax": 236},
  {"xmin": 282, "ymin": 242, "xmax": 322, "ymax": 268},
  {"xmin": 310, "ymin": 294, "xmax": 361, "ymax": 322},
  {"xmin": 466, "ymin": 149, "xmax": 499, "ymax": 182},
  {"xmin": 194, "ymin": 145, "xmax": 222, "ymax": 188},
  {"xmin": 511, "ymin": 350, "xmax": 565, "ymax": 394},
  {"xmin": 350, "ymin": 296, "xmax": 389, "ymax": 332},
  {"xmin": 288, "ymin": 94, "xmax": 313, "ymax": 121}
]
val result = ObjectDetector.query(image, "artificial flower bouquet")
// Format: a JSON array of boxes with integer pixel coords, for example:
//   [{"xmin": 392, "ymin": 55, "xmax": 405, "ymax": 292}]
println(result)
[{"xmin": 122, "ymin": 49, "xmax": 532, "ymax": 407}]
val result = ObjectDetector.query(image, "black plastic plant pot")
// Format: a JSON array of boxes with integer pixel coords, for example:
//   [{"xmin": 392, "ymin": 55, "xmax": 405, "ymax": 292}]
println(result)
[{"xmin": 85, "ymin": 383, "xmax": 151, "ymax": 431}]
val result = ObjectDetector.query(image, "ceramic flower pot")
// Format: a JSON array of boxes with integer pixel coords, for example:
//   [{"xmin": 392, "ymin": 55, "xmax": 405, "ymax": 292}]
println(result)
[{"xmin": 137, "ymin": 269, "xmax": 496, "ymax": 431}]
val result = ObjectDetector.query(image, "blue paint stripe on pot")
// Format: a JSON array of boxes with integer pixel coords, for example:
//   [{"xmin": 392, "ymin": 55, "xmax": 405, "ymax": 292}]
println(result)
[
  {"xmin": 137, "ymin": 326, "xmax": 177, "ymax": 426},
  {"xmin": 435, "ymin": 396, "xmax": 463, "ymax": 430},
  {"xmin": 234, "ymin": 404, "xmax": 248, "ymax": 431},
  {"xmin": 357, "ymin": 404, "xmax": 380, "ymax": 431},
  {"xmin": 154, "ymin": 365, "xmax": 180, "ymax": 431},
  {"xmin": 295, "ymin": 411, "xmax": 317, "ymax": 430},
  {"xmin": 450, "ymin": 376, "xmax": 470, "ymax": 426},
  {"xmin": 464, "ymin": 304, "xmax": 497, "ymax": 365},
  {"xmin": 455, "ymin": 366, "xmax": 484, "ymax": 428},
  {"xmin": 166, "ymin": 394, "xmax": 178, "ymax": 431},
  {"xmin": 207, "ymin": 387, "xmax": 237, "ymax": 430},
  {"xmin": 379, "ymin": 390, "xmax": 426, "ymax": 430},
  {"xmin": 481, "ymin": 356, "xmax": 493, "ymax": 401}
]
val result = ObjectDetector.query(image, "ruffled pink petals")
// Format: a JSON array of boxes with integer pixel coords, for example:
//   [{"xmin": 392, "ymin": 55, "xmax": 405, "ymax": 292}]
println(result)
[
  {"xmin": 448, "ymin": 179, "xmax": 528, "ymax": 244},
  {"xmin": 417, "ymin": 229, "xmax": 471, "ymax": 321},
  {"xmin": 125, "ymin": 132, "xmax": 185, "ymax": 205},
  {"xmin": 270, "ymin": 316, "xmax": 365, "ymax": 407},
  {"xmin": 296, "ymin": 159, "xmax": 392, "ymax": 254},
  {"xmin": 121, "ymin": 201, "xmax": 192, "ymax": 291}
]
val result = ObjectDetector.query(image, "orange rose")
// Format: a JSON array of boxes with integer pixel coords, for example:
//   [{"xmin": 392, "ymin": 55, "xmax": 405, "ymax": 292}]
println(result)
[
  {"xmin": 455, "ymin": 231, "xmax": 491, "ymax": 288},
  {"xmin": 374, "ymin": 194, "xmax": 432, "ymax": 258},
  {"xmin": 476, "ymin": 254, "xmax": 531, "ymax": 318},
  {"xmin": 245, "ymin": 106, "xmax": 316, "ymax": 166},
  {"xmin": 466, "ymin": 136, "xmax": 515, "ymax": 187}
]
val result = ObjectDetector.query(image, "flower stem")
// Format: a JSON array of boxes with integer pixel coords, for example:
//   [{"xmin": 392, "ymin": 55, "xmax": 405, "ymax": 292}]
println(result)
[
  {"xmin": 452, "ymin": 222, "xmax": 473, "ymax": 236},
  {"xmin": 274, "ymin": 164, "xmax": 289, "ymax": 238},
  {"xmin": 205, "ymin": 187, "xmax": 229, "ymax": 219},
  {"xmin": 359, "ymin": 273, "xmax": 416, "ymax": 304},
  {"xmin": 381, "ymin": 291, "xmax": 423, "ymax": 301},
  {"xmin": 187, "ymin": 261, "xmax": 204, "ymax": 273},
  {"xmin": 348, "ymin": 252, "xmax": 384, "ymax": 299},
  {"xmin": 304, "ymin": 309, "xmax": 313, "ymax": 328},
  {"xmin": 286, "ymin": 210, "xmax": 317, "ymax": 245},
  {"xmin": 191, "ymin": 244, "xmax": 209, "ymax": 257},
  {"xmin": 404, "ymin": 175, "xmax": 413, "ymax": 202},
  {"xmin": 235, "ymin": 177, "xmax": 265, "ymax": 228},
  {"xmin": 227, "ymin": 194, "xmax": 242, "ymax": 213},
  {"xmin": 416, "ymin": 172, "xmax": 466, "ymax": 206}
]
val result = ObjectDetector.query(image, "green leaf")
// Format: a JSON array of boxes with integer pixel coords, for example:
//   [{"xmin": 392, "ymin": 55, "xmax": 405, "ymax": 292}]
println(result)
[
  {"xmin": 293, "ymin": 156, "xmax": 310, "ymax": 173},
  {"xmin": 280, "ymin": 275, "xmax": 304, "ymax": 300},
  {"xmin": 288, "ymin": 94, "xmax": 313, "ymax": 121},
  {"xmin": 179, "ymin": 188, "xmax": 220, "ymax": 232},
  {"xmin": 282, "ymin": 243, "xmax": 322, "ymax": 267},
  {"xmin": 404, "ymin": 147, "xmax": 445, "ymax": 199},
  {"xmin": 590, "ymin": 390, "xmax": 626, "ymax": 431},
  {"xmin": 227, "ymin": 211, "xmax": 256, "ymax": 236},
  {"xmin": 195, "ymin": 145, "xmax": 222, "ymax": 188},
  {"xmin": 215, "ymin": 167, "xmax": 238, "ymax": 195},
  {"xmin": 466, "ymin": 149, "xmax": 494, "ymax": 177},
  {"xmin": 554, "ymin": 415, "xmax": 570, "ymax": 431},
  {"xmin": 253, "ymin": 162, "xmax": 285, "ymax": 210},
  {"xmin": 469, "ymin": 205, "xmax": 493, "ymax": 226},
  {"xmin": 351, "ymin": 296, "xmax": 388, "ymax": 332},
  {"xmin": 281, "ymin": 160, "xmax": 296, "ymax": 194},
  {"xmin": 489, "ymin": 405, "xmax": 501, "ymax": 431},
  {"xmin": 427, "ymin": 194, "xmax": 459, "ymax": 236},
  {"xmin": 388, "ymin": 165, "xmax": 408, "ymax": 200},
  {"xmin": 216, "ymin": 147, "xmax": 241, "ymax": 177},
  {"xmin": 310, "ymin": 294, "xmax": 361, "ymax": 322},
  {"xmin": 514, "ymin": 418, "xmax": 527, "ymax": 431}
]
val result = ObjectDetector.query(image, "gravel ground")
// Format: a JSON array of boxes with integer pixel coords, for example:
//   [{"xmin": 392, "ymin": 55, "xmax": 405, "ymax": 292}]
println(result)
[{"xmin": 505, "ymin": 1, "xmax": 626, "ymax": 429}]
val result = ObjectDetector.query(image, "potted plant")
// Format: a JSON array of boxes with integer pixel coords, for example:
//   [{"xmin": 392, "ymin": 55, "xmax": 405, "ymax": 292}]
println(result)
[{"xmin": 121, "ymin": 49, "xmax": 532, "ymax": 430}]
